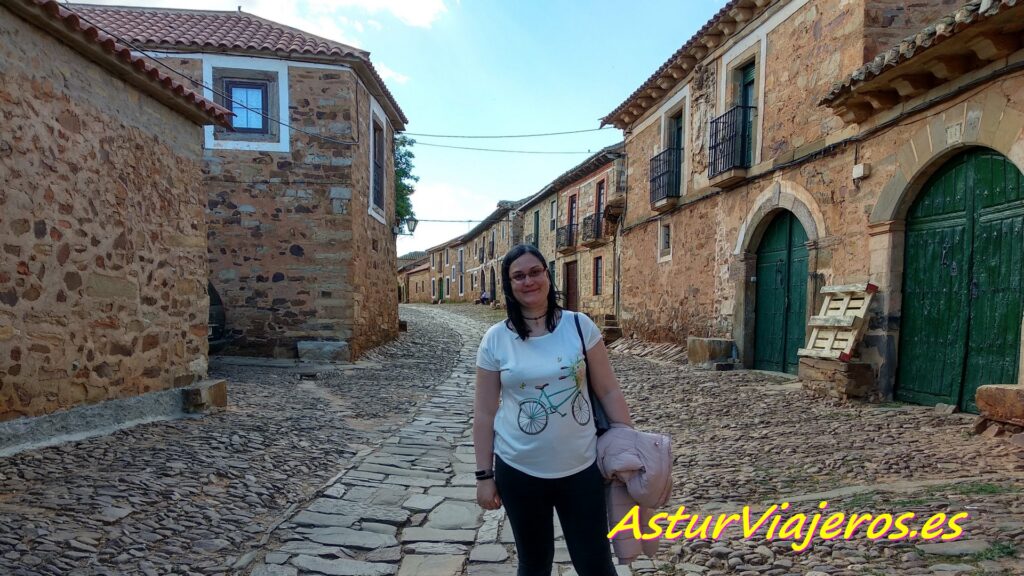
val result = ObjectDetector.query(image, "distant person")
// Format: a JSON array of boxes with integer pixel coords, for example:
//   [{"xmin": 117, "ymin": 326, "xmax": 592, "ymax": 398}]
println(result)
[
  {"xmin": 473, "ymin": 243, "xmax": 633, "ymax": 576},
  {"xmin": 481, "ymin": 289, "xmax": 490, "ymax": 305}
]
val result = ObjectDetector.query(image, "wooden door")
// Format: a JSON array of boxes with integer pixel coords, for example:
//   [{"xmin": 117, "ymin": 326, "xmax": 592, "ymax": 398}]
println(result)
[
  {"xmin": 754, "ymin": 211, "xmax": 808, "ymax": 374},
  {"xmin": 564, "ymin": 261, "xmax": 578, "ymax": 312},
  {"xmin": 898, "ymin": 149, "xmax": 1024, "ymax": 411}
]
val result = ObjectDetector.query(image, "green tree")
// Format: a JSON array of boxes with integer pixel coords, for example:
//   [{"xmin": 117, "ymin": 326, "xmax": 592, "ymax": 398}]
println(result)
[{"xmin": 394, "ymin": 134, "xmax": 418, "ymax": 225}]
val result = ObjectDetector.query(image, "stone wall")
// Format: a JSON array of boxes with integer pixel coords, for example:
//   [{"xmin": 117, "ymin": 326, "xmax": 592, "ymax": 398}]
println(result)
[
  {"xmin": 405, "ymin": 268, "xmax": 432, "ymax": 304},
  {"xmin": 0, "ymin": 10, "xmax": 208, "ymax": 420},
  {"xmin": 554, "ymin": 164, "xmax": 616, "ymax": 317},
  {"xmin": 202, "ymin": 62, "xmax": 396, "ymax": 359}
]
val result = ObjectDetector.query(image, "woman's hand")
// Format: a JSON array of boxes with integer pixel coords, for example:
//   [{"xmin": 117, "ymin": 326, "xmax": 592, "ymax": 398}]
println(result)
[{"xmin": 476, "ymin": 479, "xmax": 502, "ymax": 510}]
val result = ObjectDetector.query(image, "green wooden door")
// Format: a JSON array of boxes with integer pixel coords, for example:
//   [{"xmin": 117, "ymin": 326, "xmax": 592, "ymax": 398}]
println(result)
[
  {"xmin": 897, "ymin": 149, "xmax": 1024, "ymax": 412},
  {"xmin": 754, "ymin": 211, "xmax": 809, "ymax": 374}
]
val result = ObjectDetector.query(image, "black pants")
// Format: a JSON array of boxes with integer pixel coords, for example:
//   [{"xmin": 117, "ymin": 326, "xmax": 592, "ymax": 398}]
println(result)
[{"xmin": 495, "ymin": 455, "xmax": 617, "ymax": 576}]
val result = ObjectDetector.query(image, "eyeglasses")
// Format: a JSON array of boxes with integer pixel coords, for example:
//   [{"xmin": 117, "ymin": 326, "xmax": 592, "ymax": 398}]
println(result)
[{"xmin": 510, "ymin": 268, "xmax": 547, "ymax": 284}]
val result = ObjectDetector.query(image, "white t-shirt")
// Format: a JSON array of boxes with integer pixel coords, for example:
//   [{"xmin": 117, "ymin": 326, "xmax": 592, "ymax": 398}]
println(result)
[{"xmin": 476, "ymin": 311, "xmax": 603, "ymax": 478}]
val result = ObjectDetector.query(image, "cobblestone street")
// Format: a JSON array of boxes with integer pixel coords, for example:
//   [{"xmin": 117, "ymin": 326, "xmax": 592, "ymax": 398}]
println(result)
[{"xmin": 2, "ymin": 304, "xmax": 1023, "ymax": 575}]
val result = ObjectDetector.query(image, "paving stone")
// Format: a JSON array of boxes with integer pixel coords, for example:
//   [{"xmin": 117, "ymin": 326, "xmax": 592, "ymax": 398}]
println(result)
[
  {"xmin": 265, "ymin": 552, "xmax": 291, "ymax": 564},
  {"xmin": 382, "ymin": 475, "xmax": 446, "ymax": 488},
  {"xmin": 916, "ymin": 540, "xmax": 991, "ymax": 556},
  {"xmin": 466, "ymin": 564, "xmax": 517, "ymax": 576},
  {"xmin": 403, "ymin": 542, "xmax": 469, "ymax": 555},
  {"xmin": 292, "ymin": 511, "xmax": 359, "ymax": 528},
  {"xmin": 426, "ymin": 487, "xmax": 477, "ymax": 500},
  {"xmin": 361, "ymin": 522, "xmax": 398, "ymax": 536},
  {"xmin": 400, "ymin": 527, "xmax": 477, "ymax": 544},
  {"xmin": 290, "ymin": 554, "xmax": 397, "ymax": 576},
  {"xmin": 277, "ymin": 540, "xmax": 352, "ymax": 557},
  {"xmin": 424, "ymin": 501, "xmax": 482, "ymax": 530},
  {"xmin": 403, "ymin": 494, "xmax": 444, "ymax": 512},
  {"xmin": 303, "ymin": 526, "xmax": 398, "ymax": 550},
  {"xmin": 469, "ymin": 543, "xmax": 509, "ymax": 563},
  {"xmin": 94, "ymin": 506, "xmax": 133, "ymax": 523},
  {"xmin": 324, "ymin": 484, "xmax": 347, "ymax": 499},
  {"xmin": 396, "ymin": 554, "xmax": 466, "ymax": 576},
  {"xmin": 365, "ymin": 546, "xmax": 402, "ymax": 563},
  {"xmin": 252, "ymin": 564, "xmax": 298, "ymax": 576},
  {"xmin": 307, "ymin": 500, "xmax": 410, "ymax": 525},
  {"xmin": 358, "ymin": 464, "xmax": 450, "ymax": 481}
]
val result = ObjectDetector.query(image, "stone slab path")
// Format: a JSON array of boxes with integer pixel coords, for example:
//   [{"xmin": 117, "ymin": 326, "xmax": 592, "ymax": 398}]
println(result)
[{"xmin": 252, "ymin": 310, "xmax": 631, "ymax": 576}]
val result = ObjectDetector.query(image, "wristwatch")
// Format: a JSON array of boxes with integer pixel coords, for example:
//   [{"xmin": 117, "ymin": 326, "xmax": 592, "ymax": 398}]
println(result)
[{"xmin": 475, "ymin": 469, "xmax": 495, "ymax": 481}]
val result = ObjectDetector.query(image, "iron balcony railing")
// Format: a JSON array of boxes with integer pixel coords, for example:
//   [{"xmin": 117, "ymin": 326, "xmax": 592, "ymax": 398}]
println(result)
[
  {"xmin": 708, "ymin": 105, "xmax": 755, "ymax": 179},
  {"xmin": 580, "ymin": 212, "xmax": 607, "ymax": 244},
  {"xmin": 556, "ymin": 224, "xmax": 577, "ymax": 250},
  {"xmin": 649, "ymin": 147, "xmax": 683, "ymax": 204}
]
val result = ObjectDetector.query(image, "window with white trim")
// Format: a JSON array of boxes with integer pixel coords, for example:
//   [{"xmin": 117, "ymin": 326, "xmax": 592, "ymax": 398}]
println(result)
[
  {"xmin": 213, "ymin": 67, "xmax": 279, "ymax": 144},
  {"xmin": 549, "ymin": 199, "xmax": 556, "ymax": 231},
  {"xmin": 371, "ymin": 119, "xmax": 385, "ymax": 213},
  {"xmin": 658, "ymin": 220, "xmax": 672, "ymax": 261}
]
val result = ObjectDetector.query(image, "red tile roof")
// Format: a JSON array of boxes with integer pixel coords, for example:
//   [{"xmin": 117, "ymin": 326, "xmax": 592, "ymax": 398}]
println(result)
[
  {"xmin": 68, "ymin": 3, "xmax": 408, "ymax": 128},
  {"xmin": 821, "ymin": 0, "xmax": 1023, "ymax": 105},
  {"xmin": 7, "ymin": 0, "xmax": 231, "ymax": 126}
]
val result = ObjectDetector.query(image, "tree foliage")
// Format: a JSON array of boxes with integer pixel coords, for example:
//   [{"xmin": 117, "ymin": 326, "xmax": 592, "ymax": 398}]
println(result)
[{"xmin": 394, "ymin": 134, "xmax": 418, "ymax": 224}]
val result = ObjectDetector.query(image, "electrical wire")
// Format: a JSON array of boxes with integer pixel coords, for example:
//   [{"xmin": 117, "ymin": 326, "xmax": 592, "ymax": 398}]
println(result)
[
  {"xmin": 60, "ymin": 3, "xmax": 612, "ymax": 156},
  {"xmin": 414, "ymin": 142, "xmax": 595, "ymax": 154},
  {"xmin": 58, "ymin": 3, "xmax": 365, "ymax": 147},
  {"xmin": 406, "ymin": 127, "xmax": 614, "ymax": 139}
]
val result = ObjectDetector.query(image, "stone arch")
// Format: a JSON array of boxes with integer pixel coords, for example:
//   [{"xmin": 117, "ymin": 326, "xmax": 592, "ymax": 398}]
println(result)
[
  {"xmin": 732, "ymin": 180, "xmax": 826, "ymax": 369},
  {"xmin": 871, "ymin": 102, "xmax": 1024, "ymax": 224},
  {"xmin": 734, "ymin": 179, "xmax": 826, "ymax": 255},
  {"xmin": 866, "ymin": 102, "xmax": 1024, "ymax": 400}
]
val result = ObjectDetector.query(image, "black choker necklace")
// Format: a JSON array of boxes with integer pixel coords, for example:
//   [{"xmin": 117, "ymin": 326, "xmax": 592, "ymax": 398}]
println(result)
[{"xmin": 523, "ymin": 312, "xmax": 547, "ymax": 321}]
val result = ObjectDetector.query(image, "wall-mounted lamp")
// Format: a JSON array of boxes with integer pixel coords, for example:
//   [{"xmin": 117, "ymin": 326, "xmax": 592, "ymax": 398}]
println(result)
[{"xmin": 393, "ymin": 216, "xmax": 418, "ymax": 235}]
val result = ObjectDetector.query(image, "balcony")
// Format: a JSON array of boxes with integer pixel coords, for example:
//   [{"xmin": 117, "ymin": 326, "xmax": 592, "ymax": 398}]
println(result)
[
  {"xmin": 556, "ymin": 224, "xmax": 577, "ymax": 254},
  {"xmin": 580, "ymin": 212, "xmax": 609, "ymax": 247},
  {"xmin": 708, "ymin": 105, "xmax": 755, "ymax": 186},
  {"xmin": 649, "ymin": 147, "xmax": 682, "ymax": 212}
]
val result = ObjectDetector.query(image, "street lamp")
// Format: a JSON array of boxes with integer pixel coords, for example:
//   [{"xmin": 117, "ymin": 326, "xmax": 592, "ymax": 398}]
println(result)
[{"xmin": 393, "ymin": 216, "xmax": 418, "ymax": 235}]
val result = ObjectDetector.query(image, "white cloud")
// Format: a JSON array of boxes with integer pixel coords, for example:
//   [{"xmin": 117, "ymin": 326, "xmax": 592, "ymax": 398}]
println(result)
[
  {"xmin": 375, "ymin": 63, "xmax": 409, "ymax": 84},
  {"xmin": 367, "ymin": 19, "xmax": 383, "ymax": 31},
  {"xmin": 331, "ymin": 0, "xmax": 448, "ymax": 28}
]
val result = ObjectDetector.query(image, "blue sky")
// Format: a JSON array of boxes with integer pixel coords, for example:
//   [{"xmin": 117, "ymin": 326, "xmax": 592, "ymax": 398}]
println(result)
[{"xmin": 81, "ymin": 0, "xmax": 728, "ymax": 254}]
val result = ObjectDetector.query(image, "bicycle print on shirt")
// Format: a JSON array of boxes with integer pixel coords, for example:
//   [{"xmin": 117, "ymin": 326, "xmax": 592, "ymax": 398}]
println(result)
[{"xmin": 516, "ymin": 355, "xmax": 591, "ymax": 435}]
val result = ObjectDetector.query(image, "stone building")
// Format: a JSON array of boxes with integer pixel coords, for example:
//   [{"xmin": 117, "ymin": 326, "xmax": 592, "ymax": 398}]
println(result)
[
  {"xmin": 518, "ymin": 184, "xmax": 560, "ymax": 285},
  {"xmin": 74, "ymin": 4, "xmax": 408, "ymax": 361},
  {"xmin": 456, "ymin": 201, "xmax": 525, "ymax": 306},
  {"xmin": 397, "ymin": 258, "xmax": 430, "ymax": 304},
  {"xmin": 602, "ymin": 0, "xmax": 1023, "ymax": 412},
  {"xmin": 426, "ymin": 238, "xmax": 464, "ymax": 303},
  {"xmin": 549, "ymin": 144, "xmax": 623, "ymax": 322},
  {"xmin": 0, "ymin": 0, "xmax": 230, "ymax": 421}
]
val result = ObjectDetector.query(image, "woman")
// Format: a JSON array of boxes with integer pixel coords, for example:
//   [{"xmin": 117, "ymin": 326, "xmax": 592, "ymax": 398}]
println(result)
[{"xmin": 473, "ymin": 244, "xmax": 633, "ymax": 576}]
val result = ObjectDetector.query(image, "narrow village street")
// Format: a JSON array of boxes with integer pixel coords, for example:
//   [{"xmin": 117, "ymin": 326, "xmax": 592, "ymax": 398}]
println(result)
[{"xmin": 2, "ymin": 305, "xmax": 1024, "ymax": 576}]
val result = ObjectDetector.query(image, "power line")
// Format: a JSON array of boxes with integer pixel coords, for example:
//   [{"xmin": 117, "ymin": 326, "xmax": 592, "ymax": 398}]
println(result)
[
  {"xmin": 415, "ymin": 142, "xmax": 594, "ymax": 154},
  {"xmin": 60, "ymin": 3, "xmax": 609, "ymax": 156},
  {"xmin": 406, "ymin": 127, "xmax": 614, "ymax": 139}
]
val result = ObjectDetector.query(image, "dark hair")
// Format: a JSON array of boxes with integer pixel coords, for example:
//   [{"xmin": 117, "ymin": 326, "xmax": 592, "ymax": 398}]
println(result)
[{"xmin": 501, "ymin": 244, "xmax": 561, "ymax": 340}]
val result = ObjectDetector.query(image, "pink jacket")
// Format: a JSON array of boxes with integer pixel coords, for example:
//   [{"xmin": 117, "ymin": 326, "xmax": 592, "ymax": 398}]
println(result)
[{"xmin": 596, "ymin": 424, "xmax": 673, "ymax": 564}]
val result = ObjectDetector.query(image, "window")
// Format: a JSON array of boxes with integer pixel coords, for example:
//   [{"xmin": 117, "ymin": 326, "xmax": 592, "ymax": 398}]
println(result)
[
  {"xmin": 212, "ymin": 67, "xmax": 280, "ymax": 145},
  {"xmin": 533, "ymin": 211, "xmax": 540, "ymax": 244},
  {"xmin": 659, "ymin": 221, "xmax": 672, "ymax": 261},
  {"xmin": 225, "ymin": 81, "xmax": 269, "ymax": 133},
  {"xmin": 549, "ymin": 199, "xmax": 557, "ymax": 231},
  {"xmin": 371, "ymin": 119, "xmax": 385, "ymax": 213},
  {"xmin": 593, "ymin": 256, "xmax": 603, "ymax": 295},
  {"xmin": 459, "ymin": 272, "xmax": 464, "ymax": 296},
  {"xmin": 445, "ymin": 250, "xmax": 450, "ymax": 265},
  {"xmin": 432, "ymin": 278, "xmax": 436, "ymax": 297},
  {"xmin": 451, "ymin": 265, "xmax": 455, "ymax": 281},
  {"xmin": 549, "ymin": 260, "xmax": 556, "ymax": 285},
  {"xmin": 431, "ymin": 253, "xmax": 435, "ymax": 269},
  {"xmin": 596, "ymin": 180, "xmax": 605, "ymax": 216},
  {"xmin": 446, "ymin": 278, "xmax": 450, "ymax": 297}
]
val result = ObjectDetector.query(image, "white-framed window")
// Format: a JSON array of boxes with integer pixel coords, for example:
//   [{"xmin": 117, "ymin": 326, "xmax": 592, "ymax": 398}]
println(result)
[
  {"xmin": 203, "ymin": 55, "xmax": 289, "ymax": 152},
  {"xmin": 593, "ymin": 256, "xmax": 603, "ymax": 295},
  {"xmin": 549, "ymin": 199, "xmax": 557, "ymax": 231},
  {"xmin": 658, "ymin": 220, "xmax": 672, "ymax": 262},
  {"xmin": 451, "ymin": 265, "xmax": 455, "ymax": 281}
]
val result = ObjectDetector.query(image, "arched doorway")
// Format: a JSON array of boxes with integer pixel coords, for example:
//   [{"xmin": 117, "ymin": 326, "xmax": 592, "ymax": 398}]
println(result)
[
  {"xmin": 896, "ymin": 148, "xmax": 1024, "ymax": 412},
  {"xmin": 753, "ymin": 211, "xmax": 808, "ymax": 374}
]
